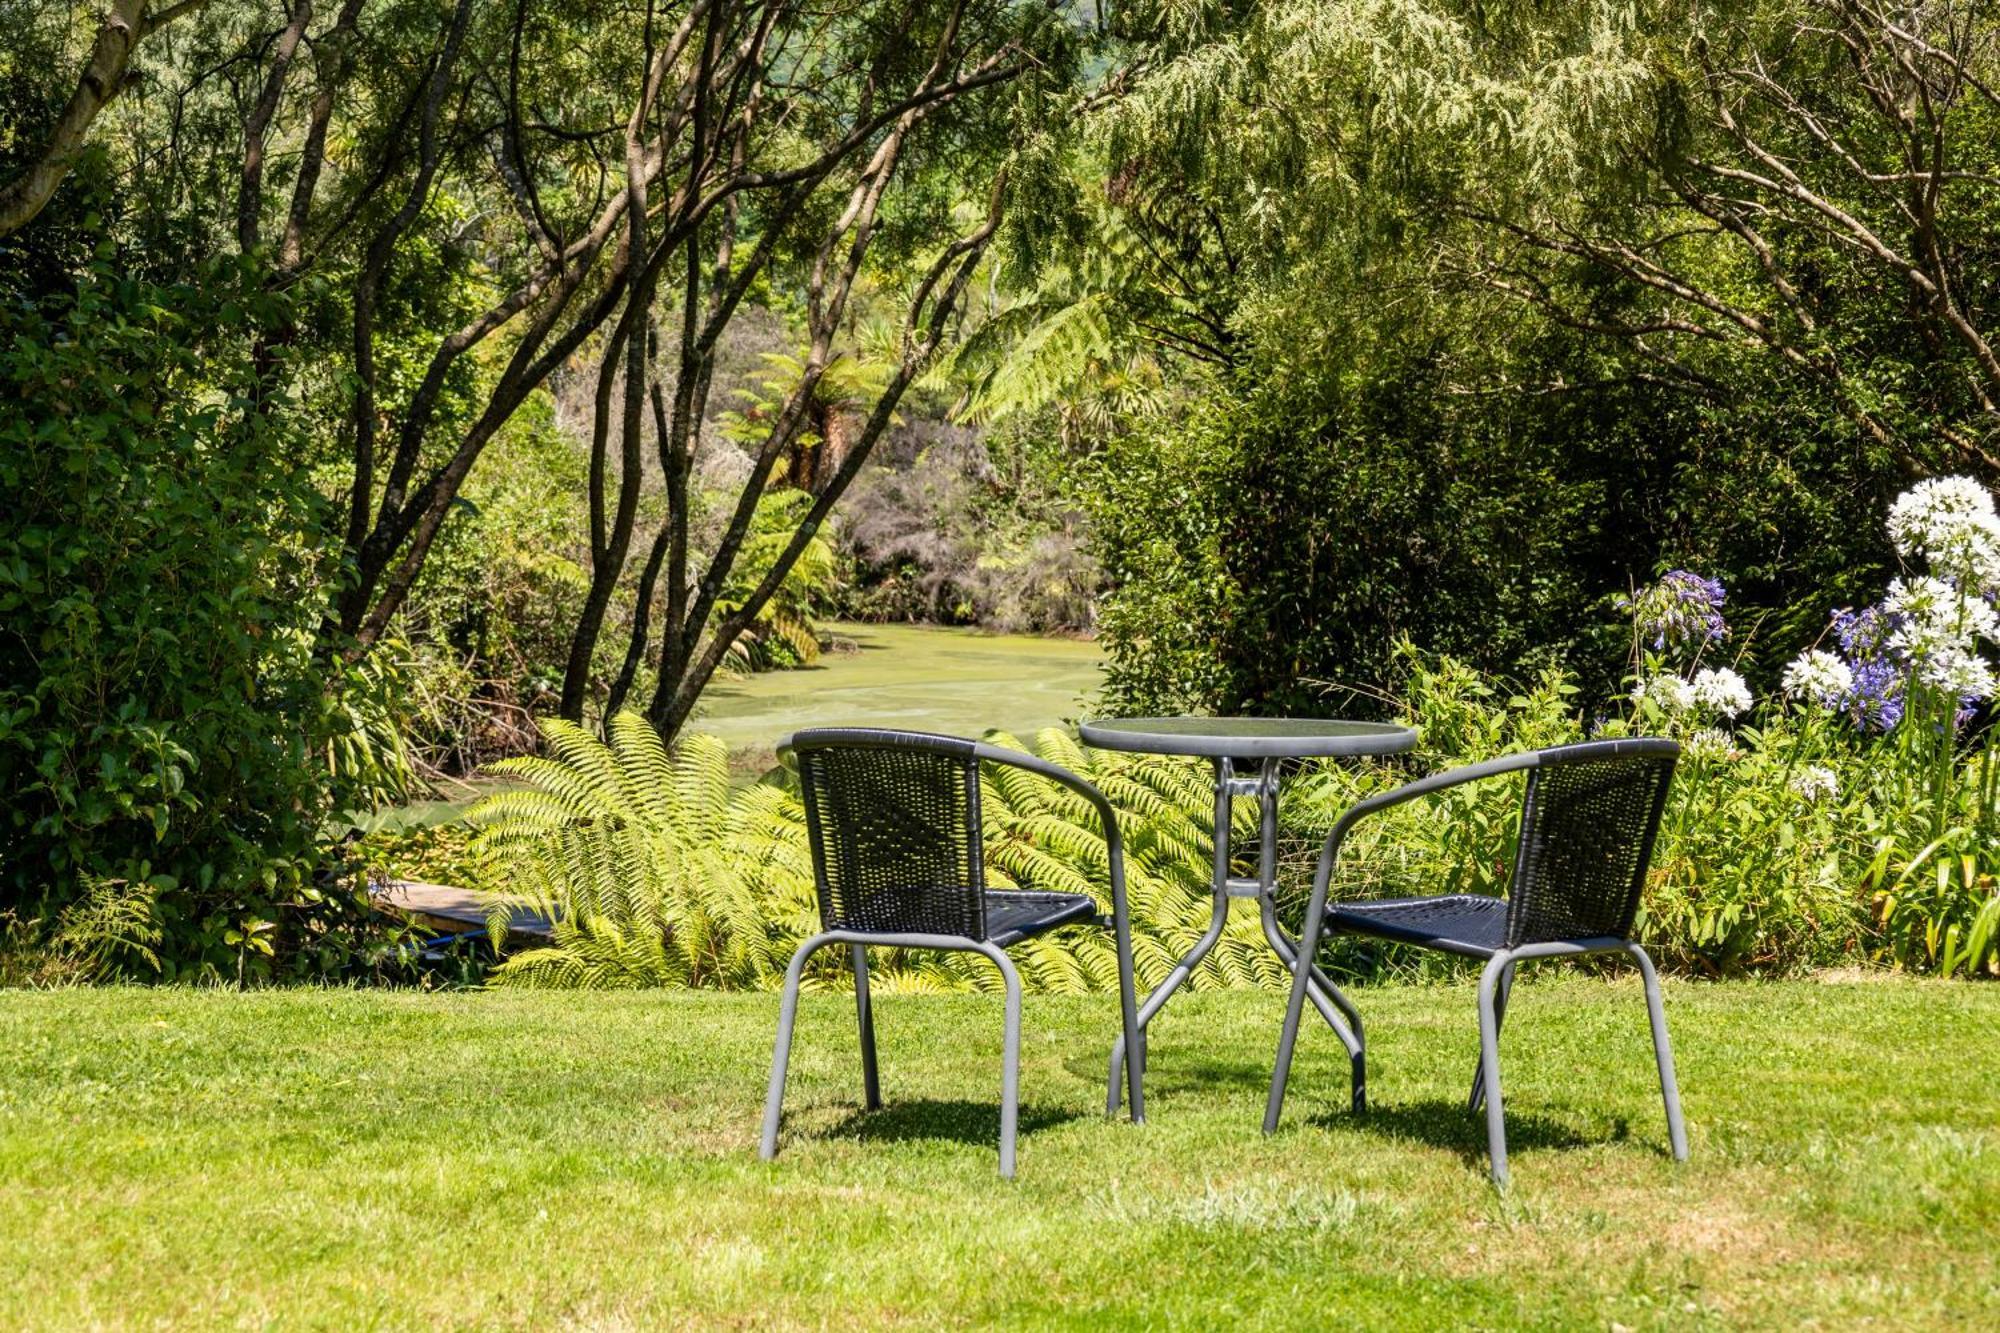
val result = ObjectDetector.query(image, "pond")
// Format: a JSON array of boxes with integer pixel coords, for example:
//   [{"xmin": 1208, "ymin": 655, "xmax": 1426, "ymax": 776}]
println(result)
[
  {"xmin": 690, "ymin": 621, "xmax": 1104, "ymax": 762},
  {"xmin": 362, "ymin": 623, "xmax": 1103, "ymax": 831}
]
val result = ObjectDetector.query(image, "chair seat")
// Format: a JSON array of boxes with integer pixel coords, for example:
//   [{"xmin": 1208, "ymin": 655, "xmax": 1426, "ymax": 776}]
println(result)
[
  {"xmin": 984, "ymin": 890, "xmax": 1099, "ymax": 946},
  {"xmin": 1324, "ymin": 894, "xmax": 1510, "ymax": 958}
]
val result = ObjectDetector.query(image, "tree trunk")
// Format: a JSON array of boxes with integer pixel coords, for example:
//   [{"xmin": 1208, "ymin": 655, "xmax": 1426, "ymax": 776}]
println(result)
[{"xmin": 0, "ymin": 0, "xmax": 165, "ymax": 239}]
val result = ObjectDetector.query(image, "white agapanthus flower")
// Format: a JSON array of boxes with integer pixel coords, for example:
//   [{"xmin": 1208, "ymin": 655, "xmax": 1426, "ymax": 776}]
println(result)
[
  {"xmin": 1781, "ymin": 649, "xmax": 1853, "ymax": 704},
  {"xmin": 1885, "ymin": 575, "xmax": 2000, "ymax": 658},
  {"xmin": 1887, "ymin": 476, "xmax": 2000, "ymax": 594},
  {"xmin": 1888, "ymin": 475, "xmax": 1997, "ymax": 551},
  {"xmin": 1684, "ymin": 728, "xmax": 1734, "ymax": 760},
  {"xmin": 1955, "ymin": 595, "xmax": 1997, "ymax": 643},
  {"xmin": 1884, "ymin": 573, "xmax": 1955, "ymax": 621},
  {"xmin": 1690, "ymin": 666, "xmax": 1753, "ymax": 719},
  {"xmin": 1631, "ymin": 673, "xmax": 1695, "ymax": 713},
  {"xmin": 1789, "ymin": 765, "xmax": 1839, "ymax": 802},
  {"xmin": 1917, "ymin": 644, "xmax": 1998, "ymax": 700}
]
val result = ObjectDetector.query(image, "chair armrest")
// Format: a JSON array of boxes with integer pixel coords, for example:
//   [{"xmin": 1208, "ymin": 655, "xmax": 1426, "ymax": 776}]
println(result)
[
  {"xmin": 974, "ymin": 741, "xmax": 1134, "ymax": 935},
  {"xmin": 972, "ymin": 741, "xmax": 1127, "ymax": 885},
  {"xmin": 1308, "ymin": 738, "xmax": 1679, "ymax": 902}
]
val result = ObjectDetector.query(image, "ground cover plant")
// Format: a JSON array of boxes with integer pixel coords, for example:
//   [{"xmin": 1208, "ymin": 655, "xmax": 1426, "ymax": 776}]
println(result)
[{"xmin": 0, "ymin": 981, "xmax": 1992, "ymax": 1327}]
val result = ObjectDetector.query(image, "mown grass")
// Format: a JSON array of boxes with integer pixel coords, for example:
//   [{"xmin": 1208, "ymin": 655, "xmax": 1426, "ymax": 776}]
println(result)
[{"xmin": 0, "ymin": 976, "xmax": 1994, "ymax": 1329}]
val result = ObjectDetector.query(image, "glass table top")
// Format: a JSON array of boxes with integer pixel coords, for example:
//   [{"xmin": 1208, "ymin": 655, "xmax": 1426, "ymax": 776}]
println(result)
[{"xmin": 1078, "ymin": 716, "xmax": 1417, "ymax": 759}]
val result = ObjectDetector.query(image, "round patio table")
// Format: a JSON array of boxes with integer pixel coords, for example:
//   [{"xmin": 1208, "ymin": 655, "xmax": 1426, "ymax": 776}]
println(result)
[{"xmin": 1078, "ymin": 716, "xmax": 1417, "ymax": 1118}]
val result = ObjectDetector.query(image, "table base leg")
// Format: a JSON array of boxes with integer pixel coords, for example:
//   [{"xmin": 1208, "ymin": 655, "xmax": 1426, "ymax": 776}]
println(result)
[
  {"xmin": 1261, "ymin": 894, "xmax": 1367, "ymax": 1113},
  {"xmin": 1107, "ymin": 754, "xmax": 1366, "ymax": 1116},
  {"xmin": 1106, "ymin": 892, "xmax": 1225, "ymax": 1116}
]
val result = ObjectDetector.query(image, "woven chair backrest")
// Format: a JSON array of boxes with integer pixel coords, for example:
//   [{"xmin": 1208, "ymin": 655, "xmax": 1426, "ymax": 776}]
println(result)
[
  {"xmin": 789, "ymin": 729, "xmax": 988, "ymax": 940},
  {"xmin": 1506, "ymin": 746, "xmax": 1677, "ymax": 948}
]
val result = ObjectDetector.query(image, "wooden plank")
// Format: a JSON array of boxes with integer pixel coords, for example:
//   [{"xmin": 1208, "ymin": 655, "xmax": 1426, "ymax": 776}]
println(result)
[{"xmin": 373, "ymin": 880, "xmax": 556, "ymax": 941}]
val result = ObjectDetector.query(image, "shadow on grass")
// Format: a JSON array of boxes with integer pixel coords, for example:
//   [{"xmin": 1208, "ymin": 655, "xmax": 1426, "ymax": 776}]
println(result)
[
  {"xmin": 1306, "ymin": 1097, "xmax": 1634, "ymax": 1170},
  {"xmin": 1060, "ymin": 1050, "xmax": 1275, "ymax": 1098},
  {"xmin": 825, "ymin": 1098, "xmax": 1081, "ymax": 1148}
]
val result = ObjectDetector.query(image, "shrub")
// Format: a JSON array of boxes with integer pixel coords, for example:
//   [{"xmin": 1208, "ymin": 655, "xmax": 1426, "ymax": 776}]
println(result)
[
  {"xmin": 0, "ymin": 263, "xmax": 401, "ymax": 981},
  {"xmin": 472, "ymin": 716, "xmax": 795, "ymax": 988},
  {"xmin": 389, "ymin": 393, "xmax": 589, "ymax": 771},
  {"xmin": 461, "ymin": 644, "xmax": 1998, "ymax": 989},
  {"xmin": 1084, "ymin": 376, "xmax": 1606, "ymax": 717}
]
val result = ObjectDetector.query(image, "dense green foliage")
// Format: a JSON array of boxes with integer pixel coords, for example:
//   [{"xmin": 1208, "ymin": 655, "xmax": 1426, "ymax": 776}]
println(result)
[
  {"xmin": 385, "ymin": 394, "xmax": 591, "ymax": 768},
  {"xmin": 6, "ymin": 0, "xmax": 2000, "ymax": 983},
  {"xmin": 1088, "ymin": 378, "xmax": 1612, "ymax": 712},
  {"xmin": 468, "ymin": 471, "xmax": 2000, "ymax": 989},
  {"xmin": 1050, "ymin": 0, "xmax": 1994, "ymax": 711},
  {"xmin": 0, "ymin": 264, "xmax": 407, "ymax": 980},
  {"xmin": 470, "ymin": 713, "xmax": 1286, "ymax": 992},
  {"xmin": 463, "ymin": 625, "xmax": 1997, "ymax": 991}
]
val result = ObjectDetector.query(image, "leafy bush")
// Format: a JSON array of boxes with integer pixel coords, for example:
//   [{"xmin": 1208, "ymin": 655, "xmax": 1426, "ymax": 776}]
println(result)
[
  {"xmin": 471, "ymin": 648, "xmax": 1996, "ymax": 991},
  {"xmin": 454, "ymin": 677, "xmax": 1894, "ymax": 992},
  {"xmin": 1612, "ymin": 477, "xmax": 2000, "ymax": 977},
  {"xmin": 452, "ymin": 478, "xmax": 2000, "ymax": 990},
  {"xmin": 1085, "ymin": 373, "xmax": 1611, "ymax": 716},
  {"xmin": 0, "ymin": 263, "xmax": 404, "ymax": 980},
  {"xmin": 472, "ymin": 716, "xmax": 794, "ymax": 988}
]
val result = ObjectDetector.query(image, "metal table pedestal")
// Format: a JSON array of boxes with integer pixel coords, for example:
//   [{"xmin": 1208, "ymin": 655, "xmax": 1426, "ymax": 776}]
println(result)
[{"xmin": 1078, "ymin": 718, "xmax": 1417, "ymax": 1120}]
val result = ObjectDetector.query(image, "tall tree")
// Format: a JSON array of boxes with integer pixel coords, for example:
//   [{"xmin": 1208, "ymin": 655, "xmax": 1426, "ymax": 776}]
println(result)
[
  {"xmin": 548, "ymin": 1, "xmax": 1075, "ymax": 732},
  {"xmin": 1479, "ymin": 0, "xmax": 2000, "ymax": 477},
  {"xmin": 0, "ymin": 0, "xmax": 211, "ymax": 237}
]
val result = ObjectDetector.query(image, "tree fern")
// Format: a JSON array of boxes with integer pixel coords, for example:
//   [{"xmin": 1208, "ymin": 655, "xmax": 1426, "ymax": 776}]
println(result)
[{"xmin": 473, "ymin": 713, "xmax": 1359, "ymax": 994}]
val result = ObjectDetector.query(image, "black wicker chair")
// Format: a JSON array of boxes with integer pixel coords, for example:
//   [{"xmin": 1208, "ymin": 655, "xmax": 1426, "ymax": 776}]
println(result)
[
  {"xmin": 1263, "ymin": 738, "xmax": 1690, "ymax": 1185},
  {"xmin": 759, "ymin": 728, "xmax": 1144, "ymax": 1178}
]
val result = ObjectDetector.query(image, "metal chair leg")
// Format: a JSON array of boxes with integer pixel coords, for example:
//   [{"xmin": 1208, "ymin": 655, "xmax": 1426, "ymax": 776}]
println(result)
[
  {"xmin": 1477, "ymin": 951, "xmax": 1511, "ymax": 1187},
  {"xmin": 1468, "ymin": 960, "xmax": 1515, "ymax": 1113},
  {"xmin": 853, "ymin": 942, "xmax": 881, "ymax": 1111},
  {"xmin": 975, "ymin": 942, "xmax": 1024, "ymax": 1179},
  {"xmin": 1264, "ymin": 860, "xmax": 1336, "ymax": 1134},
  {"xmin": 761, "ymin": 932, "xmax": 835, "ymax": 1161},
  {"xmin": 1628, "ymin": 943, "xmax": 1689, "ymax": 1162},
  {"xmin": 1110, "ymin": 758, "xmax": 1237, "ymax": 1116}
]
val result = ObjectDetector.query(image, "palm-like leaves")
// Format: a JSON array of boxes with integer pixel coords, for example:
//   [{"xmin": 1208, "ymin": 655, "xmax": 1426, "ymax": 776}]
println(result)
[
  {"xmin": 471, "ymin": 714, "xmax": 1320, "ymax": 994},
  {"xmin": 474, "ymin": 717, "xmax": 779, "ymax": 988}
]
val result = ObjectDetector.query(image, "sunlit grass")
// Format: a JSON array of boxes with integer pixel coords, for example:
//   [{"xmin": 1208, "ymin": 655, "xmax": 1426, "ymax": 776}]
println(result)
[{"xmin": 0, "ymin": 976, "xmax": 1993, "ymax": 1327}]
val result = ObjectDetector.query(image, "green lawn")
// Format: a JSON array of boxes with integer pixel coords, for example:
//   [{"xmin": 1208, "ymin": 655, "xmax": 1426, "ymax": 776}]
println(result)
[{"xmin": 0, "ymin": 978, "xmax": 1994, "ymax": 1328}]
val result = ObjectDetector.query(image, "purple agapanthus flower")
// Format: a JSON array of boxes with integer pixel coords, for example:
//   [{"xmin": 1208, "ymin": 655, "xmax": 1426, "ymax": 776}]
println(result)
[
  {"xmin": 1628, "ymin": 570, "xmax": 1728, "ymax": 651},
  {"xmin": 1844, "ymin": 653, "xmax": 1905, "ymax": 731},
  {"xmin": 1827, "ymin": 604, "xmax": 1916, "ymax": 731},
  {"xmin": 1832, "ymin": 604, "xmax": 1901, "ymax": 660}
]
